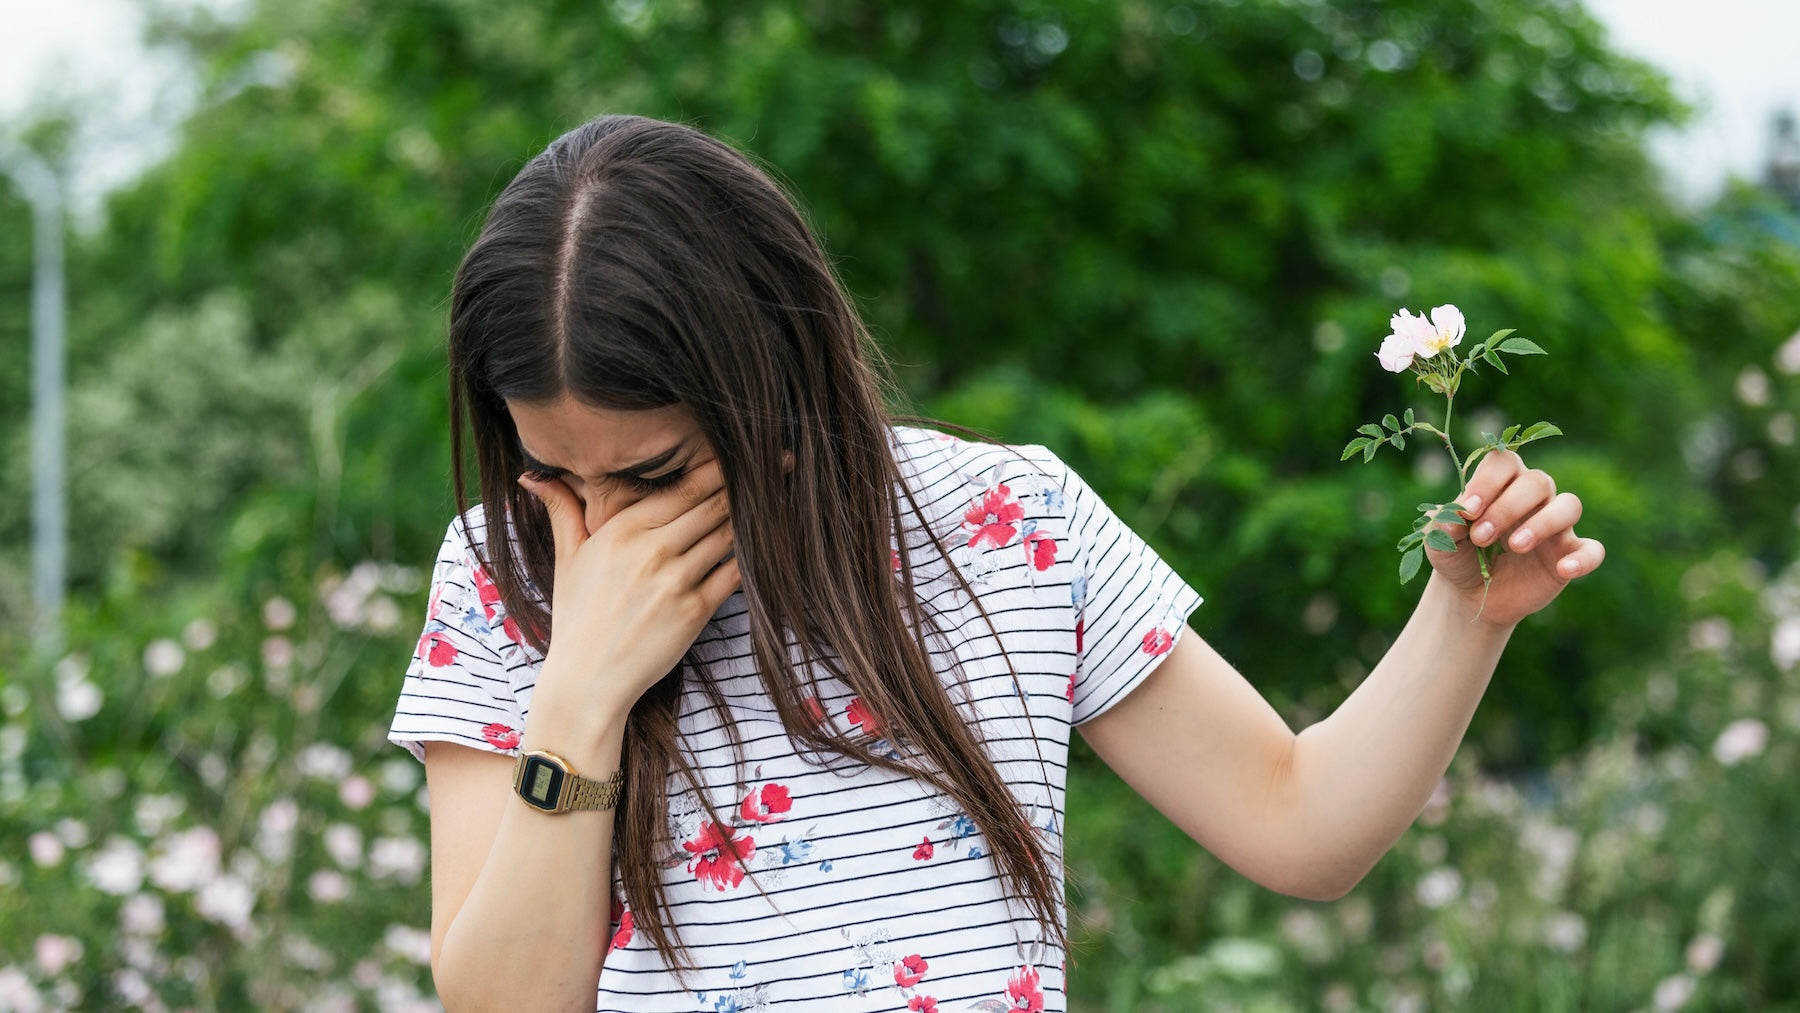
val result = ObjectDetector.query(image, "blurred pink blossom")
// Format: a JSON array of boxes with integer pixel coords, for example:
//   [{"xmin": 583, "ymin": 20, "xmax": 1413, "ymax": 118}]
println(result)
[
  {"xmin": 84, "ymin": 837, "xmax": 146, "ymax": 896},
  {"xmin": 34, "ymin": 934, "xmax": 82, "ymax": 976},
  {"xmin": 368, "ymin": 836, "xmax": 427, "ymax": 885},
  {"xmin": 309, "ymin": 869, "xmax": 351, "ymax": 904},
  {"xmin": 0, "ymin": 967, "xmax": 43, "ymax": 1013},
  {"xmin": 263, "ymin": 596, "xmax": 298, "ymax": 631},
  {"xmin": 297, "ymin": 743, "xmax": 353, "ymax": 781},
  {"xmin": 27, "ymin": 832, "xmax": 63, "ymax": 868},
  {"xmin": 1653, "ymin": 973, "xmax": 1696, "ymax": 1011},
  {"xmin": 120, "ymin": 894, "xmax": 165, "ymax": 937},
  {"xmin": 1416, "ymin": 866, "xmax": 1462, "ymax": 909},
  {"xmin": 1771, "ymin": 617, "xmax": 1800, "ymax": 671},
  {"xmin": 383, "ymin": 924, "xmax": 433, "ymax": 966},
  {"xmin": 340, "ymin": 775, "xmax": 376, "ymax": 811},
  {"xmin": 181, "ymin": 618, "xmax": 218, "ymax": 651},
  {"xmin": 143, "ymin": 638, "xmax": 186, "ymax": 678},
  {"xmin": 324, "ymin": 824, "xmax": 363, "ymax": 869},
  {"xmin": 149, "ymin": 826, "xmax": 221, "ymax": 893},
  {"xmin": 196, "ymin": 874, "xmax": 256, "ymax": 936},
  {"xmin": 1685, "ymin": 934, "xmax": 1724, "ymax": 974},
  {"xmin": 1713, "ymin": 718, "xmax": 1769, "ymax": 766}
]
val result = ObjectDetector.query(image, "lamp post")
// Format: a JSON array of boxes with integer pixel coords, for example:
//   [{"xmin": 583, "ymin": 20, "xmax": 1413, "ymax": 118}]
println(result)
[{"xmin": 1, "ymin": 144, "xmax": 67, "ymax": 660}]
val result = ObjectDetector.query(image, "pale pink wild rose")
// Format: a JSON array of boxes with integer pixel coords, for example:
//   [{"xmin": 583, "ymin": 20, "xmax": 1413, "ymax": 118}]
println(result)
[{"xmin": 1376, "ymin": 305, "xmax": 1466, "ymax": 372}]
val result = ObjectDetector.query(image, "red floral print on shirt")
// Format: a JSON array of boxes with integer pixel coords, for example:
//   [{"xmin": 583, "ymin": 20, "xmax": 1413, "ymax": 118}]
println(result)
[
  {"xmin": 907, "ymin": 997, "xmax": 937, "ymax": 1013},
  {"xmin": 912, "ymin": 836, "xmax": 935, "ymax": 861},
  {"xmin": 1006, "ymin": 964, "xmax": 1044, "ymax": 1011},
  {"xmin": 419, "ymin": 630, "xmax": 459, "ymax": 667},
  {"xmin": 802, "ymin": 695, "xmax": 827, "ymax": 726},
  {"xmin": 963, "ymin": 483, "xmax": 1025, "ymax": 551},
  {"xmin": 738, "ymin": 783, "xmax": 793, "ymax": 824},
  {"xmin": 1141, "ymin": 627, "xmax": 1174, "ymax": 656},
  {"xmin": 1065, "ymin": 672, "xmax": 1076, "ymax": 704},
  {"xmin": 845, "ymin": 698, "xmax": 882, "ymax": 736},
  {"xmin": 606, "ymin": 897, "xmax": 634, "ymax": 954},
  {"xmin": 1075, "ymin": 617, "xmax": 1085, "ymax": 654},
  {"xmin": 683, "ymin": 821, "xmax": 756, "ymax": 891},
  {"xmin": 1023, "ymin": 530, "xmax": 1057, "ymax": 571},
  {"xmin": 480, "ymin": 723, "xmax": 521, "ymax": 750},
  {"xmin": 893, "ymin": 954, "xmax": 929, "ymax": 987},
  {"xmin": 470, "ymin": 562, "xmax": 503, "ymax": 619}
]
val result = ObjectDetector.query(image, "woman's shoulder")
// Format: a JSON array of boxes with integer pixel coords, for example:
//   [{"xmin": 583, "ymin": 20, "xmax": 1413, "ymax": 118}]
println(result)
[{"xmin": 888, "ymin": 423, "xmax": 1073, "ymax": 496}]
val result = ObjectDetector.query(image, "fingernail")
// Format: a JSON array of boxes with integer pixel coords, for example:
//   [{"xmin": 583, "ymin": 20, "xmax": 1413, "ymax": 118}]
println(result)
[
  {"xmin": 1510, "ymin": 528, "xmax": 1534, "ymax": 551},
  {"xmin": 1473, "ymin": 521, "xmax": 1494, "ymax": 543},
  {"xmin": 1461, "ymin": 493, "xmax": 1482, "ymax": 515}
]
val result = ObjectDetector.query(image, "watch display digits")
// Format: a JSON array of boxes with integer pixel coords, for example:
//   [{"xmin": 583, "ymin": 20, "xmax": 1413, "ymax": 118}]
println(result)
[{"xmin": 512, "ymin": 749, "xmax": 623, "ymax": 813}]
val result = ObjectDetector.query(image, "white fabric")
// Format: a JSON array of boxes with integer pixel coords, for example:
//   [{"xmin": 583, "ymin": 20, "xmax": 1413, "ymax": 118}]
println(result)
[{"xmin": 390, "ymin": 425, "xmax": 1203, "ymax": 1012}]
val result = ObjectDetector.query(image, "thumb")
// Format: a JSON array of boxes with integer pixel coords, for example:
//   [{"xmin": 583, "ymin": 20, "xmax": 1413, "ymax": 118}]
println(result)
[{"xmin": 517, "ymin": 473, "xmax": 587, "ymax": 564}]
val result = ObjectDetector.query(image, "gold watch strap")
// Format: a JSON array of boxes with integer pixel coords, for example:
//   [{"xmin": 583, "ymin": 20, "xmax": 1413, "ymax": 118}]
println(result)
[{"xmin": 566, "ymin": 767, "xmax": 624, "ymax": 811}]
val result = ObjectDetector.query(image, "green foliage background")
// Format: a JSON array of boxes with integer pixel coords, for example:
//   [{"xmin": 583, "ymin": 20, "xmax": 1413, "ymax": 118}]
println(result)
[{"xmin": 2, "ymin": 0, "xmax": 1798, "ymax": 1008}]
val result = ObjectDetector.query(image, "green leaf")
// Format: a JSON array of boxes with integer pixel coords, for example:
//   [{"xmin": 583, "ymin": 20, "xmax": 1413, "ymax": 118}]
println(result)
[
  {"xmin": 1363, "ymin": 441, "xmax": 1378, "ymax": 463},
  {"xmin": 1382, "ymin": 413, "xmax": 1401, "ymax": 432},
  {"xmin": 1432, "ymin": 509, "xmax": 1469, "ymax": 525},
  {"xmin": 1441, "ymin": 501, "xmax": 1468, "ymax": 513},
  {"xmin": 1500, "ymin": 424, "xmax": 1521, "ymax": 444},
  {"xmin": 1497, "ymin": 337, "xmax": 1546, "ymax": 355},
  {"xmin": 1391, "ymin": 432, "xmax": 1406, "ymax": 450},
  {"xmin": 1484, "ymin": 350, "xmax": 1508, "ymax": 373},
  {"xmin": 1398, "ymin": 529, "xmax": 1424, "ymax": 550},
  {"xmin": 1404, "ymin": 408, "xmax": 1415, "ymax": 427},
  {"xmin": 1413, "ymin": 512, "xmax": 1434, "ymax": 530},
  {"xmin": 1358, "ymin": 423, "xmax": 1384, "ymax": 438},
  {"xmin": 1425, "ymin": 528, "xmax": 1457, "ymax": 553},
  {"xmin": 1341, "ymin": 437, "xmax": 1371, "ymax": 461},
  {"xmin": 1485, "ymin": 328, "xmax": 1517, "ymax": 344},
  {"xmin": 1416, "ymin": 502, "xmax": 1440, "ymax": 513},
  {"xmin": 1399, "ymin": 546, "xmax": 1426, "ymax": 583},
  {"xmin": 1517, "ymin": 421, "xmax": 1564, "ymax": 445}
]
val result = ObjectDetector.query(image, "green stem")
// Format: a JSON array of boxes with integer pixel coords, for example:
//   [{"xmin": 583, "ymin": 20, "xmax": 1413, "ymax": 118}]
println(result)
[{"xmin": 1441, "ymin": 392, "xmax": 1464, "ymax": 486}]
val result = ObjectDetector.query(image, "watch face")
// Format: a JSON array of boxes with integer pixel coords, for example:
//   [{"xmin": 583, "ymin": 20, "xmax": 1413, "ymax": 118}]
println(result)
[{"xmin": 518, "ymin": 755, "xmax": 565, "ymax": 812}]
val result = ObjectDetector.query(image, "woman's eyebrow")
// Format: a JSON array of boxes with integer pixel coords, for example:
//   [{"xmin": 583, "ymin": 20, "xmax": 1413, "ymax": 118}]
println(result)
[{"xmin": 518, "ymin": 442, "xmax": 687, "ymax": 479}]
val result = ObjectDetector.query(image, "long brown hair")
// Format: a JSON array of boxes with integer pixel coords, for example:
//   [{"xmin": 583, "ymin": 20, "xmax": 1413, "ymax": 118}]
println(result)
[{"xmin": 446, "ymin": 114, "xmax": 1064, "ymax": 969}]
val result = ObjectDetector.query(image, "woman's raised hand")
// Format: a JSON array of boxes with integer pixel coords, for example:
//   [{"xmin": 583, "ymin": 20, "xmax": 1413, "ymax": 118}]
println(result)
[
  {"xmin": 1426, "ymin": 449, "xmax": 1605, "ymax": 628},
  {"xmin": 517, "ymin": 459, "xmax": 740, "ymax": 719}
]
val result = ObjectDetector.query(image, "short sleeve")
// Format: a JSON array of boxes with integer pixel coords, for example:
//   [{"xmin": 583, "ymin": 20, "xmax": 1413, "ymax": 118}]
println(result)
[
  {"xmin": 1042, "ymin": 452, "xmax": 1204, "ymax": 725},
  {"xmin": 388, "ymin": 507, "xmax": 530, "ymax": 762}
]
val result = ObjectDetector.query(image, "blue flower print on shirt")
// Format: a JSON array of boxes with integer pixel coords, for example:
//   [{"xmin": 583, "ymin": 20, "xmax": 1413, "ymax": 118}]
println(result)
[
  {"xmin": 776, "ymin": 838, "xmax": 814, "ymax": 865},
  {"xmin": 729, "ymin": 960, "xmax": 748, "ymax": 980},
  {"xmin": 948, "ymin": 814, "xmax": 978, "ymax": 839},
  {"xmin": 1071, "ymin": 573, "xmax": 1088, "ymax": 608},
  {"xmin": 842, "ymin": 967, "xmax": 869, "ymax": 994}
]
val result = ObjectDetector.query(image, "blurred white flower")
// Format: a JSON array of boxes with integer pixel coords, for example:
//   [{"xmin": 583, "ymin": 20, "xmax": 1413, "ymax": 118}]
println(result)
[
  {"xmin": 297, "ymin": 743, "xmax": 353, "ymax": 781},
  {"xmin": 1416, "ymin": 866, "xmax": 1462, "ymax": 909},
  {"xmin": 352, "ymin": 959, "xmax": 382, "ymax": 988},
  {"xmin": 134, "ymin": 794, "xmax": 186, "ymax": 836},
  {"xmin": 281, "ymin": 933, "xmax": 333, "ymax": 971},
  {"xmin": 257, "ymin": 798, "xmax": 301, "ymax": 863},
  {"xmin": 308, "ymin": 869, "xmax": 351, "ymax": 904},
  {"xmin": 1735, "ymin": 367, "xmax": 1771, "ymax": 406},
  {"xmin": 1520, "ymin": 821, "xmax": 1580, "ymax": 900},
  {"xmin": 120, "ymin": 893, "xmax": 165, "ymax": 937},
  {"xmin": 196, "ymin": 874, "xmax": 256, "ymax": 936},
  {"xmin": 379, "ymin": 758, "xmax": 420, "ymax": 796},
  {"xmin": 383, "ymin": 924, "xmax": 433, "ymax": 966},
  {"xmin": 1653, "ymin": 973, "xmax": 1696, "ymax": 1011},
  {"xmin": 149, "ymin": 826, "xmax": 222, "ymax": 893},
  {"xmin": 1771, "ymin": 617, "xmax": 1800, "ymax": 671},
  {"xmin": 374, "ymin": 972, "xmax": 434, "ymax": 1013},
  {"xmin": 207, "ymin": 663, "xmax": 248, "ymax": 698},
  {"xmin": 143, "ymin": 639, "xmax": 186, "ymax": 678},
  {"xmin": 0, "ymin": 966, "xmax": 43, "ymax": 1013},
  {"xmin": 1713, "ymin": 718, "xmax": 1769, "ymax": 766},
  {"xmin": 27, "ymin": 832, "xmax": 63, "ymax": 868},
  {"xmin": 34, "ymin": 934, "xmax": 82, "ymax": 976},
  {"xmin": 1686, "ymin": 616, "xmax": 1731, "ymax": 652},
  {"xmin": 306, "ymin": 986, "xmax": 360, "ymax": 1013},
  {"xmin": 368, "ymin": 836, "xmax": 427, "ymax": 885},
  {"xmin": 1778, "ymin": 329, "xmax": 1800, "ymax": 374},
  {"xmin": 1279, "ymin": 908, "xmax": 1333, "ymax": 963},
  {"xmin": 1541, "ymin": 911, "xmax": 1586, "ymax": 953},
  {"xmin": 112, "ymin": 968, "xmax": 153, "ymax": 1006},
  {"xmin": 324, "ymin": 823, "xmax": 363, "ymax": 869},
  {"xmin": 84, "ymin": 837, "xmax": 146, "ymax": 895},
  {"xmin": 181, "ymin": 618, "xmax": 218, "ymax": 651},
  {"xmin": 55, "ymin": 673, "xmax": 102, "ymax": 722},
  {"xmin": 1685, "ymin": 934, "xmax": 1724, "ymax": 974},
  {"xmin": 365, "ymin": 595, "xmax": 403, "ymax": 634},
  {"xmin": 261, "ymin": 635, "xmax": 296, "ymax": 670},
  {"xmin": 54, "ymin": 818, "xmax": 91, "ymax": 848},
  {"xmin": 340, "ymin": 775, "xmax": 376, "ymax": 811},
  {"xmin": 1419, "ymin": 778, "xmax": 1452, "ymax": 827},
  {"xmin": 263, "ymin": 596, "xmax": 298, "ymax": 631}
]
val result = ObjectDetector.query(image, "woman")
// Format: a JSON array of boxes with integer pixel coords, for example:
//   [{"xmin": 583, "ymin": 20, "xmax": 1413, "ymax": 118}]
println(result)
[{"xmin": 389, "ymin": 114, "xmax": 1603, "ymax": 1011}]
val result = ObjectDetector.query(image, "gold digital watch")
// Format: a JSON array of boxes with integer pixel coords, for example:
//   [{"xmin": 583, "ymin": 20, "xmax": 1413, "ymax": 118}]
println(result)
[{"xmin": 512, "ymin": 749, "xmax": 623, "ymax": 813}]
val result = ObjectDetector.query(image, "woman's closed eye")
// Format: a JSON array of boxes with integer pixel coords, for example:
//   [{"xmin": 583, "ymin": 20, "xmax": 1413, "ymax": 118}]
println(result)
[{"xmin": 522, "ymin": 465, "xmax": 685, "ymax": 496}]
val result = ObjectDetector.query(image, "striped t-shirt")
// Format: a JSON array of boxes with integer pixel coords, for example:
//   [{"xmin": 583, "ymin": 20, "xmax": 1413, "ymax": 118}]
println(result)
[{"xmin": 389, "ymin": 425, "xmax": 1203, "ymax": 1012}]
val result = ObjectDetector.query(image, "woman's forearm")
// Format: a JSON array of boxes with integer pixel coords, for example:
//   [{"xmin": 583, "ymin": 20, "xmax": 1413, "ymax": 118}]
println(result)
[
  {"xmin": 434, "ymin": 712, "xmax": 626, "ymax": 1013},
  {"xmin": 1285, "ymin": 571, "xmax": 1514, "ymax": 894}
]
